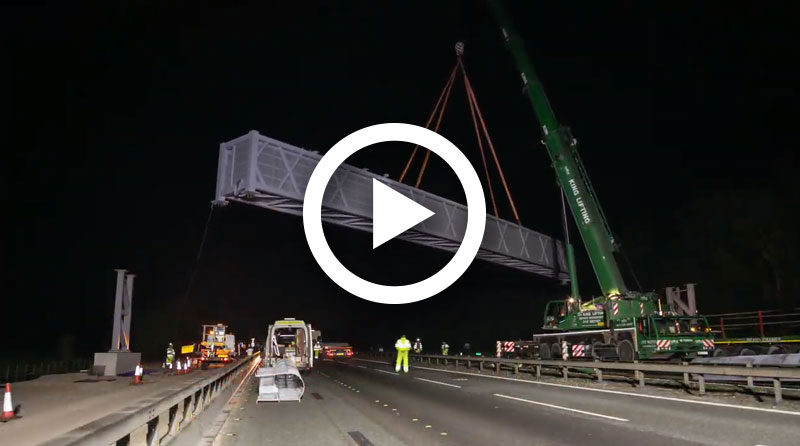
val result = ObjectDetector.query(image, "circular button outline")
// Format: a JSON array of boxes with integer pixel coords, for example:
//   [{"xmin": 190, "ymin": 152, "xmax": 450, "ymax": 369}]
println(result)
[{"xmin": 302, "ymin": 123, "xmax": 487, "ymax": 305}]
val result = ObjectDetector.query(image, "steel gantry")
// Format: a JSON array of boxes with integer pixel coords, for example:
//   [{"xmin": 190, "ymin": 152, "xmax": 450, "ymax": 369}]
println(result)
[{"xmin": 214, "ymin": 130, "xmax": 568, "ymax": 280}]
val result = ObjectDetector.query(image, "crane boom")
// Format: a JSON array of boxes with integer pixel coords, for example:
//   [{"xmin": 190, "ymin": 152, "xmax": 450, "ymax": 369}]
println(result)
[{"xmin": 488, "ymin": 0, "xmax": 628, "ymax": 298}]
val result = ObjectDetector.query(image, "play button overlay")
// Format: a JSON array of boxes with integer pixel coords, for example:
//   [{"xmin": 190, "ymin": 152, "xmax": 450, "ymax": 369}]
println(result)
[
  {"xmin": 302, "ymin": 123, "xmax": 486, "ymax": 305},
  {"xmin": 372, "ymin": 179, "xmax": 435, "ymax": 249}
]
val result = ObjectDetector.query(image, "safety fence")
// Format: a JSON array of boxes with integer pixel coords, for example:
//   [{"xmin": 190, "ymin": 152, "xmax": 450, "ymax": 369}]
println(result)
[
  {"xmin": 363, "ymin": 352, "xmax": 800, "ymax": 404},
  {"xmin": 43, "ymin": 353, "xmax": 260, "ymax": 446},
  {"xmin": 1, "ymin": 358, "xmax": 93, "ymax": 383}
]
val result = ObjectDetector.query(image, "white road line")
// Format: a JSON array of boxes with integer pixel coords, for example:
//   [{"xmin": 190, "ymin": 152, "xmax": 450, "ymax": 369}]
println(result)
[
  {"xmin": 414, "ymin": 377, "xmax": 462, "ymax": 388},
  {"xmin": 410, "ymin": 365, "xmax": 800, "ymax": 417},
  {"xmin": 355, "ymin": 358, "xmax": 391, "ymax": 365},
  {"xmin": 357, "ymin": 365, "xmax": 369, "ymax": 369},
  {"xmin": 374, "ymin": 369, "xmax": 399, "ymax": 376},
  {"xmin": 494, "ymin": 393, "xmax": 628, "ymax": 422}
]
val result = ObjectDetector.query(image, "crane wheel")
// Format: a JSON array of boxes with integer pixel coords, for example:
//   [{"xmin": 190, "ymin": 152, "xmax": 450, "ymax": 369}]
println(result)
[
  {"xmin": 539, "ymin": 343, "xmax": 551, "ymax": 360},
  {"xmin": 551, "ymin": 343, "xmax": 562, "ymax": 359},
  {"xmin": 591, "ymin": 341, "xmax": 604, "ymax": 359},
  {"xmin": 616, "ymin": 340, "xmax": 635, "ymax": 362}
]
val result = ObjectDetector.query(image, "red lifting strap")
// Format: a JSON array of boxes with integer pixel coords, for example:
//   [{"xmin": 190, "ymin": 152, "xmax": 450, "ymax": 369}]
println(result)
[{"xmin": 399, "ymin": 46, "xmax": 521, "ymax": 225}]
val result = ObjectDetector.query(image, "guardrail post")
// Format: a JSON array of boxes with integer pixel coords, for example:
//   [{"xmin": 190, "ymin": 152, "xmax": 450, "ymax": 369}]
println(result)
[
  {"xmin": 514, "ymin": 364, "xmax": 519, "ymax": 376},
  {"xmin": 562, "ymin": 366, "xmax": 568, "ymax": 379},
  {"xmin": 698, "ymin": 374, "xmax": 705, "ymax": 395},
  {"xmin": 494, "ymin": 362, "xmax": 499, "ymax": 376},
  {"xmin": 467, "ymin": 359, "xmax": 471, "ymax": 369},
  {"xmin": 594, "ymin": 360, "xmax": 602, "ymax": 383},
  {"xmin": 173, "ymin": 400, "xmax": 185, "ymax": 436},
  {"xmin": 129, "ymin": 424, "xmax": 148, "ymax": 446},
  {"xmin": 638, "ymin": 370, "xmax": 645, "ymax": 388},
  {"xmin": 773, "ymin": 378, "xmax": 783, "ymax": 404},
  {"xmin": 479, "ymin": 361, "xmax": 483, "ymax": 372},
  {"xmin": 535, "ymin": 364, "xmax": 541, "ymax": 378},
  {"xmin": 746, "ymin": 362, "xmax": 754, "ymax": 388},
  {"xmin": 682, "ymin": 361, "xmax": 689, "ymax": 387},
  {"xmin": 454, "ymin": 359, "xmax": 458, "ymax": 369}
]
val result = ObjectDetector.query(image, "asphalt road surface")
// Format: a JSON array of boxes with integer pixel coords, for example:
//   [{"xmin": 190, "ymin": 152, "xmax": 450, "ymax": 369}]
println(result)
[{"xmin": 213, "ymin": 358, "xmax": 800, "ymax": 446}]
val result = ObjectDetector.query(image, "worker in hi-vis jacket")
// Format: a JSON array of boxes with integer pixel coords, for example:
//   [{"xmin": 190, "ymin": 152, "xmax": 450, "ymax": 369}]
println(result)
[
  {"xmin": 395, "ymin": 335, "xmax": 411, "ymax": 373},
  {"xmin": 165, "ymin": 343, "xmax": 175, "ymax": 369}
]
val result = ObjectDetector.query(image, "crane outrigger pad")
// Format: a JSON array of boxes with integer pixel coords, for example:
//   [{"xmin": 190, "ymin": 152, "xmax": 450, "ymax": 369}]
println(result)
[
  {"xmin": 256, "ymin": 359, "xmax": 305, "ymax": 402},
  {"xmin": 214, "ymin": 130, "xmax": 568, "ymax": 280}
]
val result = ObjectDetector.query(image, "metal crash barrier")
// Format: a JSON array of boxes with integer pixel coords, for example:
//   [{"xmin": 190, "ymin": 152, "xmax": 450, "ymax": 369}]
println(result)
[
  {"xmin": 363, "ymin": 352, "xmax": 800, "ymax": 404},
  {"xmin": 43, "ymin": 354, "xmax": 260, "ymax": 446}
]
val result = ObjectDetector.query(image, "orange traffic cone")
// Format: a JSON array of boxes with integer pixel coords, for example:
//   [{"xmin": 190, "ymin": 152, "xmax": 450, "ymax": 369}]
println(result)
[
  {"xmin": 176, "ymin": 361, "xmax": 183, "ymax": 375},
  {"xmin": 133, "ymin": 365, "xmax": 143, "ymax": 385},
  {"xmin": 2, "ymin": 383, "xmax": 15, "ymax": 421}
]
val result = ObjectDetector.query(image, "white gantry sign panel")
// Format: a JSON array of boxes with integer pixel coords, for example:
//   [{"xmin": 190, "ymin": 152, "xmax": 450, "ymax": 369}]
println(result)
[{"xmin": 215, "ymin": 130, "xmax": 568, "ymax": 281}]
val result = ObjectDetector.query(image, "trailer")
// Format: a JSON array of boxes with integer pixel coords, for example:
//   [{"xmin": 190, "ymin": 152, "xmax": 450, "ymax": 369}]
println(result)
[{"xmin": 707, "ymin": 309, "xmax": 800, "ymax": 356}]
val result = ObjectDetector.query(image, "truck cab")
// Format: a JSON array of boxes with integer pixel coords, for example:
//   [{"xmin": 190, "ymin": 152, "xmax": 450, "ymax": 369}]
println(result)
[
  {"xmin": 198, "ymin": 323, "xmax": 234, "ymax": 368},
  {"xmin": 539, "ymin": 296, "xmax": 714, "ymax": 360},
  {"xmin": 637, "ymin": 315, "xmax": 715, "ymax": 359}
]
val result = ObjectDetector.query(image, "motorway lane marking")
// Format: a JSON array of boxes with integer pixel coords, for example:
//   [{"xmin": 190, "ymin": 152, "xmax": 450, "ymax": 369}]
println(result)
[
  {"xmin": 374, "ymin": 369, "xmax": 399, "ymax": 376},
  {"xmin": 355, "ymin": 358, "xmax": 392, "ymax": 365},
  {"xmin": 357, "ymin": 365, "xmax": 369, "ymax": 369},
  {"xmin": 494, "ymin": 393, "xmax": 629, "ymax": 422},
  {"xmin": 414, "ymin": 377, "xmax": 462, "ymax": 388},
  {"xmin": 410, "ymin": 365, "xmax": 800, "ymax": 417},
  {"xmin": 347, "ymin": 431, "xmax": 375, "ymax": 446}
]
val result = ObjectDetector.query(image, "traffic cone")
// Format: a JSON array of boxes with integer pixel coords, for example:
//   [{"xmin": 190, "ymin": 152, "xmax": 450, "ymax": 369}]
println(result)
[
  {"xmin": 176, "ymin": 361, "xmax": 183, "ymax": 375},
  {"xmin": 133, "ymin": 365, "xmax": 143, "ymax": 385},
  {"xmin": 2, "ymin": 383, "xmax": 15, "ymax": 422},
  {"xmin": 184, "ymin": 359, "xmax": 191, "ymax": 372}
]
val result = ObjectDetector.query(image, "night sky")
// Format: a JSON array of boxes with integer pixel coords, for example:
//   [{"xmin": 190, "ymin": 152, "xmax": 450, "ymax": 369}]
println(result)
[{"xmin": 5, "ymin": 2, "xmax": 799, "ymax": 361}]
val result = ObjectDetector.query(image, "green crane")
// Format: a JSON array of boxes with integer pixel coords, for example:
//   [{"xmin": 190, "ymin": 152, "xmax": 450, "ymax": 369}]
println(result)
[
  {"xmin": 488, "ymin": 0, "xmax": 625, "ymax": 300},
  {"xmin": 489, "ymin": 0, "xmax": 714, "ymax": 360}
]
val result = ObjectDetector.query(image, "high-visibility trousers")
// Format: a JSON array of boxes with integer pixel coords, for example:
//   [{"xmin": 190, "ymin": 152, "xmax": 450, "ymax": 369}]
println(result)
[{"xmin": 395, "ymin": 350, "xmax": 409, "ymax": 372}]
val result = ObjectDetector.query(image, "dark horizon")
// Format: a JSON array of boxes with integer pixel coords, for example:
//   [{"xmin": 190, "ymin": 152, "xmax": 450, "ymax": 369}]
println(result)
[{"xmin": 5, "ymin": 2, "xmax": 799, "ymax": 362}]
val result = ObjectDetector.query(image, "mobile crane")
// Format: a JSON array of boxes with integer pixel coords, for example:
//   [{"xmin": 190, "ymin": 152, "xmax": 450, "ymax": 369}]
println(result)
[{"xmin": 489, "ymin": 1, "xmax": 715, "ymax": 360}]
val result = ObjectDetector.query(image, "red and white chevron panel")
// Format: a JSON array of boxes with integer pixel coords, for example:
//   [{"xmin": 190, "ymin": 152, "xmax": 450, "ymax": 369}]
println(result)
[
  {"xmin": 639, "ymin": 302, "xmax": 645, "ymax": 317},
  {"xmin": 496, "ymin": 341, "xmax": 502, "ymax": 357},
  {"xmin": 611, "ymin": 301, "xmax": 619, "ymax": 316},
  {"xmin": 503, "ymin": 341, "xmax": 515, "ymax": 353},
  {"xmin": 702, "ymin": 339, "xmax": 715, "ymax": 349},
  {"xmin": 656, "ymin": 340, "xmax": 671, "ymax": 350},
  {"xmin": 571, "ymin": 344, "xmax": 586, "ymax": 357}
]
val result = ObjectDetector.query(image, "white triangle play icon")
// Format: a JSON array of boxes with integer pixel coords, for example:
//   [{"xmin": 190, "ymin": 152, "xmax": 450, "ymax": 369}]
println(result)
[{"xmin": 372, "ymin": 179, "xmax": 435, "ymax": 249}]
